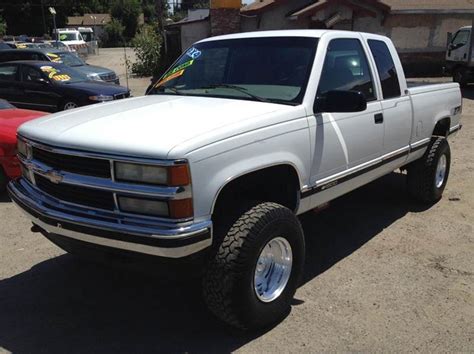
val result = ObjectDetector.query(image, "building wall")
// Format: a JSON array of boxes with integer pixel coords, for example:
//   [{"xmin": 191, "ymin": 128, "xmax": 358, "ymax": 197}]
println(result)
[
  {"xmin": 241, "ymin": 0, "xmax": 312, "ymax": 32},
  {"xmin": 181, "ymin": 21, "xmax": 211, "ymax": 51}
]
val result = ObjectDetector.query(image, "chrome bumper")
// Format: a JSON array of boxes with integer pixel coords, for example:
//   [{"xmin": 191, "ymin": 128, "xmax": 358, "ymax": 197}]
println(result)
[{"xmin": 8, "ymin": 178, "xmax": 212, "ymax": 258}]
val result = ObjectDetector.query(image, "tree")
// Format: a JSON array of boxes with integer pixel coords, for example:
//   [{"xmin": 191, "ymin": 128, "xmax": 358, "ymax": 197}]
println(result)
[
  {"xmin": 102, "ymin": 18, "xmax": 125, "ymax": 47},
  {"xmin": 0, "ymin": 17, "xmax": 7, "ymax": 37},
  {"xmin": 110, "ymin": 0, "xmax": 141, "ymax": 40},
  {"xmin": 129, "ymin": 24, "xmax": 163, "ymax": 77}
]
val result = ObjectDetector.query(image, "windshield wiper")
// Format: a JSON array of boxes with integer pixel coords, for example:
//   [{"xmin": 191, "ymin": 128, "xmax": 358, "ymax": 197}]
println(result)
[
  {"xmin": 198, "ymin": 84, "xmax": 270, "ymax": 103},
  {"xmin": 152, "ymin": 86, "xmax": 187, "ymax": 95}
]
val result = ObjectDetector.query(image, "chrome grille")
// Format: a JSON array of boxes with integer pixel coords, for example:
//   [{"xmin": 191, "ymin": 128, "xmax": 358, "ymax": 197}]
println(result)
[
  {"xmin": 32, "ymin": 147, "xmax": 111, "ymax": 178},
  {"xmin": 99, "ymin": 72, "xmax": 117, "ymax": 81},
  {"xmin": 35, "ymin": 174, "xmax": 115, "ymax": 210}
]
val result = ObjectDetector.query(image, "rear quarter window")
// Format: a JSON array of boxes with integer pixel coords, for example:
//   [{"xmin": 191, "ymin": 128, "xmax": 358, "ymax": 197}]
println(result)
[{"xmin": 368, "ymin": 40, "xmax": 401, "ymax": 99}]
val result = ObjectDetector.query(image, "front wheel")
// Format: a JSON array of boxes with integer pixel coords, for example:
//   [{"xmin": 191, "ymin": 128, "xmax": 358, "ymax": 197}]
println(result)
[
  {"xmin": 203, "ymin": 202, "xmax": 305, "ymax": 330},
  {"xmin": 62, "ymin": 100, "xmax": 79, "ymax": 110},
  {"xmin": 407, "ymin": 137, "xmax": 451, "ymax": 203}
]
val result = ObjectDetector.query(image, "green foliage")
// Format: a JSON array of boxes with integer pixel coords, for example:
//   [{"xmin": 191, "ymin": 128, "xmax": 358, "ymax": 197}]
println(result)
[
  {"xmin": 129, "ymin": 24, "xmax": 163, "ymax": 77},
  {"xmin": 0, "ymin": 17, "xmax": 7, "ymax": 37},
  {"xmin": 102, "ymin": 18, "xmax": 125, "ymax": 47},
  {"xmin": 110, "ymin": 0, "xmax": 141, "ymax": 40}
]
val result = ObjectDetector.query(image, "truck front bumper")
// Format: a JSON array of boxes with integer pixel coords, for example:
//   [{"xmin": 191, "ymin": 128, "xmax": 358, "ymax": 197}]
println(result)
[{"xmin": 7, "ymin": 178, "xmax": 213, "ymax": 259}]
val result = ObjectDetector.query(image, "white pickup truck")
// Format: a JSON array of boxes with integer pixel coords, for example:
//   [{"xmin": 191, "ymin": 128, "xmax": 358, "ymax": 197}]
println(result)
[{"xmin": 9, "ymin": 30, "xmax": 462, "ymax": 330}]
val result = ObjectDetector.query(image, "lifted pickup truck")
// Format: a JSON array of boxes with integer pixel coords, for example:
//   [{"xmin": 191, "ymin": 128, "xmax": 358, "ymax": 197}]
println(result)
[{"xmin": 9, "ymin": 30, "xmax": 462, "ymax": 330}]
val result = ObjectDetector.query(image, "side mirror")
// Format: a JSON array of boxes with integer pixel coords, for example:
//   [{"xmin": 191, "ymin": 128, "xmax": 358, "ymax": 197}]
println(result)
[
  {"xmin": 447, "ymin": 32, "xmax": 453, "ymax": 47},
  {"xmin": 35, "ymin": 78, "xmax": 49, "ymax": 85},
  {"xmin": 314, "ymin": 90, "xmax": 367, "ymax": 114}
]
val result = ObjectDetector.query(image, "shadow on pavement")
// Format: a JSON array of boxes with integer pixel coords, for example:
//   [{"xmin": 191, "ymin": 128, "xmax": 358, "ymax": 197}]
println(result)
[
  {"xmin": 0, "ymin": 191, "xmax": 11, "ymax": 203},
  {"xmin": 0, "ymin": 172, "xmax": 433, "ymax": 353}
]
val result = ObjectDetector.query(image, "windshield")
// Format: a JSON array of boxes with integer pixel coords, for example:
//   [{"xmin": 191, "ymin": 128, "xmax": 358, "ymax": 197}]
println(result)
[
  {"xmin": 39, "ymin": 64, "xmax": 89, "ymax": 84},
  {"xmin": 0, "ymin": 99, "xmax": 14, "ymax": 109},
  {"xmin": 58, "ymin": 32, "xmax": 82, "ymax": 41},
  {"xmin": 46, "ymin": 52, "xmax": 85, "ymax": 66},
  {"xmin": 148, "ymin": 37, "xmax": 318, "ymax": 105}
]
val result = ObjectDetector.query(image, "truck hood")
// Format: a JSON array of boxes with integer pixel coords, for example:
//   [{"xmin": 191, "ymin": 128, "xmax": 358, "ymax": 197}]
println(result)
[{"xmin": 18, "ymin": 95, "xmax": 301, "ymax": 159}]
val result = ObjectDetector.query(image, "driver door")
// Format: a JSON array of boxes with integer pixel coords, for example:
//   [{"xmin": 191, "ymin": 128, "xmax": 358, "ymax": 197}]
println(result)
[
  {"xmin": 19, "ymin": 64, "xmax": 59, "ymax": 111},
  {"xmin": 310, "ymin": 38, "xmax": 384, "ymax": 186},
  {"xmin": 447, "ymin": 29, "xmax": 471, "ymax": 63}
]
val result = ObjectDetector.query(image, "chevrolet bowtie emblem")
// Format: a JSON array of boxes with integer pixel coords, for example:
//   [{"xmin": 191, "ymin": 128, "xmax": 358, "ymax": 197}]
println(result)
[{"xmin": 44, "ymin": 170, "xmax": 64, "ymax": 184}]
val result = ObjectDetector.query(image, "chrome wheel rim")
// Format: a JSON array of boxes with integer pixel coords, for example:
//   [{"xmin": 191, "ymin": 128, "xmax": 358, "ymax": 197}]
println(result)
[
  {"xmin": 435, "ymin": 154, "xmax": 447, "ymax": 188},
  {"xmin": 254, "ymin": 237, "xmax": 293, "ymax": 303},
  {"xmin": 64, "ymin": 102, "xmax": 78, "ymax": 110}
]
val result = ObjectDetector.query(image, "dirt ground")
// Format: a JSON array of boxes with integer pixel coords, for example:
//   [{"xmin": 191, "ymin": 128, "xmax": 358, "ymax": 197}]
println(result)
[{"xmin": 0, "ymin": 49, "xmax": 473, "ymax": 353}]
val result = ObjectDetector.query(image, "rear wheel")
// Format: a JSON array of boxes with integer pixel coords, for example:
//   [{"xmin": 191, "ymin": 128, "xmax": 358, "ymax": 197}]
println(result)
[
  {"xmin": 203, "ymin": 202, "xmax": 305, "ymax": 330},
  {"xmin": 407, "ymin": 137, "xmax": 451, "ymax": 203}
]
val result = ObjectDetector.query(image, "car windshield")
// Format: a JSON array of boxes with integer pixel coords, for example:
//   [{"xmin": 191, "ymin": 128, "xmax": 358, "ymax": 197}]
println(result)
[
  {"xmin": 38, "ymin": 64, "xmax": 89, "ymax": 84},
  {"xmin": 46, "ymin": 52, "xmax": 85, "ymax": 66},
  {"xmin": 58, "ymin": 32, "xmax": 81, "ymax": 41},
  {"xmin": 148, "ymin": 37, "xmax": 318, "ymax": 105},
  {"xmin": 0, "ymin": 99, "xmax": 14, "ymax": 109}
]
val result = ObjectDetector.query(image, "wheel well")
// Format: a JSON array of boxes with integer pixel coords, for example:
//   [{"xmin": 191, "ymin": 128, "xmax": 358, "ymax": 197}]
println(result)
[
  {"xmin": 212, "ymin": 165, "xmax": 301, "ymax": 218},
  {"xmin": 432, "ymin": 117, "xmax": 451, "ymax": 138}
]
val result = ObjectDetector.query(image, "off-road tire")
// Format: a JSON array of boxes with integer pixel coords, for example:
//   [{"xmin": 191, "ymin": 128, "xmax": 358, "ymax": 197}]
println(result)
[
  {"xmin": 203, "ymin": 202, "xmax": 305, "ymax": 330},
  {"xmin": 407, "ymin": 137, "xmax": 451, "ymax": 203}
]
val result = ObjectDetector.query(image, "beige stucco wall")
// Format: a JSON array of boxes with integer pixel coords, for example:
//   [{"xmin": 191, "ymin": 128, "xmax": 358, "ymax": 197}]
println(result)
[
  {"xmin": 392, "ymin": 27, "xmax": 431, "ymax": 50},
  {"xmin": 181, "ymin": 21, "xmax": 210, "ymax": 51}
]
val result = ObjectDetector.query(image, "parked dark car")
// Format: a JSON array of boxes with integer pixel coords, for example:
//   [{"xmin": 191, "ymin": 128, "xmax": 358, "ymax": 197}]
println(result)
[
  {"xmin": 0, "ymin": 49, "xmax": 120, "ymax": 84},
  {"xmin": 0, "ymin": 42, "xmax": 11, "ymax": 50},
  {"xmin": 0, "ymin": 61, "xmax": 130, "ymax": 112}
]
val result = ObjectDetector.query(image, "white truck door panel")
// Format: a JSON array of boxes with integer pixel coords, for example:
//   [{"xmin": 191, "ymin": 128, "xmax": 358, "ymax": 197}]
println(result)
[{"xmin": 310, "ymin": 37, "xmax": 384, "ymax": 184}]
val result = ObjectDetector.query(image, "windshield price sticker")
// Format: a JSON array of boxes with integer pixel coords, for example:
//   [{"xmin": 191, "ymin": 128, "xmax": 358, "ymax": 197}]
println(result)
[
  {"xmin": 46, "ymin": 53, "xmax": 62, "ymax": 63},
  {"xmin": 155, "ymin": 69, "xmax": 185, "ymax": 87},
  {"xmin": 52, "ymin": 74, "xmax": 71, "ymax": 82},
  {"xmin": 186, "ymin": 47, "xmax": 202, "ymax": 60}
]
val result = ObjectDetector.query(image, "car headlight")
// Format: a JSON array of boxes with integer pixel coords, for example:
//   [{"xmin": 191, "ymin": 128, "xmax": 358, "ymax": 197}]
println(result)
[
  {"xmin": 114, "ymin": 162, "xmax": 190, "ymax": 186},
  {"xmin": 87, "ymin": 73, "xmax": 103, "ymax": 81},
  {"xmin": 17, "ymin": 139, "xmax": 31, "ymax": 158},
  {"xmin": 89, "ymin": 95, "xmax": 114, "ymax": 102},
  {"xmin": 118, "ymin": 196, "xmax": 169, "ymax": 217}
]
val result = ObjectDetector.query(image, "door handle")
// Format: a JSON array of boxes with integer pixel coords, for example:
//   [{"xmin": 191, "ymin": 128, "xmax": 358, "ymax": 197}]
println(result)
[{"xmin": 374, "ymin": 113, "xmax": 384, "ymax": 124}]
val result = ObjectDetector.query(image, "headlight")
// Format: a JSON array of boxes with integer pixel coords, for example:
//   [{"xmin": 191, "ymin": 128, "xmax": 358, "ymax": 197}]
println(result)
[
  {"xmin": 118, "ymin": 196, "xmax": 193, "ymax": 219},
  {"xmin": 17, "ymin": 139, "xmax": 31, "ymax": 158},
  {"xmin": 118, "ymin": 196, "xmax": 169, "ymax": 217},
  {"xmin": 114, "ymin": 162, "xmax": 190, "ymax": 186},
  {"xmin": 89, "ymin": 95, "xmax": 114, "ymax": 102},
  {"xmin": 87, "ymin": 73, "xmax": 103, "ymax": 81}
]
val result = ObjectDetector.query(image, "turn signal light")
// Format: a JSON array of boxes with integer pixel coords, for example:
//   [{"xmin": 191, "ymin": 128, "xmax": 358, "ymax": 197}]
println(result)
[
  {"xmin": 168, "ymin": 164, "xmax": 191, "ymax": 186},
  {"xmin": 169, "ymin": 198, "xmax": 193, "ymax": 219}
]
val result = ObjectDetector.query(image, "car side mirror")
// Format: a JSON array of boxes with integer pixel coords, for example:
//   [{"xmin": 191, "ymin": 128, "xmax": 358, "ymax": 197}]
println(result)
[
  {"xmin": 314, "ymin": 90, "xmax": 367, "ymax": 114},
  {"xmin": 35, "ymin": 78, "xmax": 49, "ymax": 85}
]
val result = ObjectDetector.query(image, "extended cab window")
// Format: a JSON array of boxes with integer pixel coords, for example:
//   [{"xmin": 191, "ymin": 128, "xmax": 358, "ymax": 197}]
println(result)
[
  {"xmin": 368, "ymin": 40, "xmax": 401, "ymax": 99},
  {"xmin": 318, "ymin": 39, "xmax": 376, "ymax": 101},
  {"xmin": 148, "ymin": 37, "xmax": 318, "ymax": 105}
]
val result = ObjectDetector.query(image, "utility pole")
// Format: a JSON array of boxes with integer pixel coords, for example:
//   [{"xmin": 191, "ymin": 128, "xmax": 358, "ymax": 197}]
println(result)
[
  {"xmin": 41, "ymin": 0, "xmax": 47, "ymax": 35},
  {"xmin": 49, "ymin": 7, "xmax": 58, "ymax": 48},
  {"xmin": 155, "ymin": 0, "xmax": 168, "ymax": 55}
]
